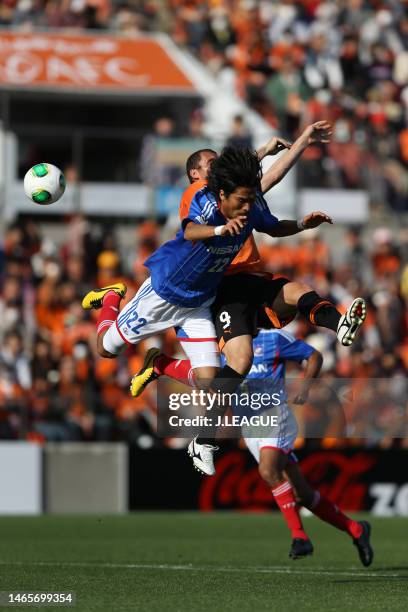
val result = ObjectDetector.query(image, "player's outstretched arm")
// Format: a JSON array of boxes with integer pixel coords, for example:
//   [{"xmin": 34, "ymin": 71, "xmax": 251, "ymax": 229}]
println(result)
[
  {"xmin": 260, "ymin": 121, "xmax": 332, "ymax": 194},
  {"xmin": 267, "ymin": 211, "xmax": 333, "ymax": 237},
  {"xmin": 183, "ymin": 217, "xmax": 247, "ymax": 240}
]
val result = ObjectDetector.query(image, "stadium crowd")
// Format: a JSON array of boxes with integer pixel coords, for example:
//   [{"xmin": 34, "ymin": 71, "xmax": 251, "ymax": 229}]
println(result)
[
  {"xmin": 0, "ymin": 0, "xmax": 407, "ymax": 445},
  {"xmin": 2, "ymin": 1, "xmax": 408, "ymax": 209},
  {"xmin": 0, "ymin": 214, "xmax": 407, "ymax": 446}
]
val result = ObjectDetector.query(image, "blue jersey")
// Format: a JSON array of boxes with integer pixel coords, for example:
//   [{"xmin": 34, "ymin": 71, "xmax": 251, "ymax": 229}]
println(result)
[
  {"xmin": 144, "ymin": 184, "xmax": 278, "ymax": 307},
  {"xmin": 223, "ymin": 329, "xmax": 315, "ymax": 412},
  {"xmin": 248, "ymin": 329, "xmax": 315, "ymax": 384}
]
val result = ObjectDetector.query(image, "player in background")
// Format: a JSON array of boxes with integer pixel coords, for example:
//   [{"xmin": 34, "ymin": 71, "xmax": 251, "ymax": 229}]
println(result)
[
  {"xmin": 130, "ymin": 122, "xmax": 366, "ymax": 475},
  {"xmin": 82, "ymin": 147, "xmax": 331, "ymax": 412},
  {"xmin": 236, "ymin": 328, "xmax": 373, "ymax": 566}
]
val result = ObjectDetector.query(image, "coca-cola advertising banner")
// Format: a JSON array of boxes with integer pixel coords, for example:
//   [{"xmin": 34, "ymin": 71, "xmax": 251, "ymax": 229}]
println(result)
[{"xmin": 130, "ymin": 447, "xmax": 408, "ymax": 516}]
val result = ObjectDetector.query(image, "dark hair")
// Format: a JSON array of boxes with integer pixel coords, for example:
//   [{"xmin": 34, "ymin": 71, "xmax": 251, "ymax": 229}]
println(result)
[
  {"xmin": 207, "ymin": 146, "xmax": 262, "ymax": 197},
  {"xmin": 185, "ymin": 148, "xmax": 217, "ymax": 183}
]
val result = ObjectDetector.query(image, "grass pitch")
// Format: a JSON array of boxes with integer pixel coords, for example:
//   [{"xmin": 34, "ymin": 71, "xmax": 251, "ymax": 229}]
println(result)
[{"xmin": 0, "ymin": 513, "xmax": 406, "ymax": 611}]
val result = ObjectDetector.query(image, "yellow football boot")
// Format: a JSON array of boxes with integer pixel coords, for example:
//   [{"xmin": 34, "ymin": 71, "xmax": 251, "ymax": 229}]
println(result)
[
  {"xmin": 81, "ymin": 283, "xmax": 127, "ymax": 310},
  {"xmin": 130, "ymin": 347, "xmax": 161, "ymax": 398}
]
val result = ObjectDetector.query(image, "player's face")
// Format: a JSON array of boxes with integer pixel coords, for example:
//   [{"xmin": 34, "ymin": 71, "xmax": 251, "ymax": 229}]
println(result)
[
  {"xmin": 193, "ymin": 151, "xmax": 217, "ymax": 181},
  {"xmin": 219, "ymin": 186, "xmax": 257, "ymax": 219}
]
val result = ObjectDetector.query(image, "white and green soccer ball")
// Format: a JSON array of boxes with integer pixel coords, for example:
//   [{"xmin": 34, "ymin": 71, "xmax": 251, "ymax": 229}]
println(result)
[{"xmin": 24, "ymin": 163, "xmax": 66, "ymax": 205}]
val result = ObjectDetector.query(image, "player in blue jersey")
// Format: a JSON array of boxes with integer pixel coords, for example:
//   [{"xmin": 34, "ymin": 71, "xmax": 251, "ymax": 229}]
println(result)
[
  {"xmin": 235, "ymin": 329, "xmax": 373, "ymax": 566},
  {"xmin": 82, "ymin": 146, "xmax": 333, "ymax": 394},
  {"xmin": 82, "ymin": 147, "xmax": 276, "ymax": 375}
]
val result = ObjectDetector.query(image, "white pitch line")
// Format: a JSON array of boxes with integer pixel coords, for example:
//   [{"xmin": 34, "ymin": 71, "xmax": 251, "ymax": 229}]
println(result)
[{"xmin": 0, "ymin": 561, "xmax": 401, "ymax": 578}]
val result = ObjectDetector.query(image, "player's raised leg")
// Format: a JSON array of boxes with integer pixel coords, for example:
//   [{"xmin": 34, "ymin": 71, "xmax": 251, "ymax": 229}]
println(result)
[
  {"xmin": 130, "ymin": 347, "xmax": 217, "ymax": 398},
  {"xmin": 130, "ymin": 348, "xmax": 224, "ymax": 476},
  {"xmin": 286, "ymin": 462, "xmax": 374, "ymax": 567},
  {"xmin": 129, "ymin": 348, "xmax": 183, "ymax": 398},
  {"xmin": 176, "ymin": 315, "xmax": 229, "ymax": 475},
  {"xmin": 82, "ymin": 283, "xmax": 127, "ymax": 358},
  {"xmin": 270, "ymin": 282, "xmax": 366, "ymax": 347},
  {"xmin": 130, "ymin": 303, "xmax": 223, "ymax": 476}
]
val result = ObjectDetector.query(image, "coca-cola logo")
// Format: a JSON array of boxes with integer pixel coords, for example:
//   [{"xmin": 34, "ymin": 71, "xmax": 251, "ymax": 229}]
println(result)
[
  {"xmin": 199, "ymin": 451, "xmax": 378, "ymax": 512},
  {"xmin": 300, "ymin": 451, "xmax": 377, "ymax": 510}
]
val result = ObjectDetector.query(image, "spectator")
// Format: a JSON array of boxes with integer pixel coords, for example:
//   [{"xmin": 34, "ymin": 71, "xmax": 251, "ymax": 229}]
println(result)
[
  {"xmin": 0, "ymin": 0, "xmax": 407, "ymax": 447},
  {"xmin": 265, "ymin": 55, "xmax": 311, "ymax": 135},
  {"xmin": 225, "ymin": 115, "xmax": 253, "ymax": 149},
  {"xmin": 0, "ymin": 330, "xmax": 31, "ymax": 391}
]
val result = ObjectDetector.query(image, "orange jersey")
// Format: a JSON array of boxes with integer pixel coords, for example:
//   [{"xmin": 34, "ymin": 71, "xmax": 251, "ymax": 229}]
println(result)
[
  {"xmin": 225, "ymin": 234, "xmax": 264, "ymax": 275},
  {"xmin": 179, "ymin": 179, "xmax": 207, "ymax": 222},
  {"xmin": 179, "ymin": 180, "xmax": 264, "ymax": 276}
]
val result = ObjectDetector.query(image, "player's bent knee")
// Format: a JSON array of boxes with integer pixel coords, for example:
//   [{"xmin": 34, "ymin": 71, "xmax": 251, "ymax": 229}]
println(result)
[
  {"xmin": 99, "ymin": 347, "xmax": 117, "ymax": 359},
  {"xmin": 294, "ymin": 281, "xmax": 313, "ymax": 298},
  {"xmin": 227, "ymin": 351, "xmax": 253, "ymax": 376},
  {"xmin": 96, "ymin": 337, "xmax": 116, "ymax": 359},
  {"xmin": 258, "ymin": 464, "xmax": 281, "ymax": 488},
  {"xmin": 222, "ymin": 336, "xmax": 253, "ymax": 375},
  {"xmin": 284, "ymin": 281, "xmax": 313, "ymax": 304},
  {"xmin": 100, "ymin": 322, "xmax": 126, "ymax": 357},
  {"xmin": 194, "ymin": 366, "xmax": 219, "ymax": 390},
  {"xmin": 97, "ymin": 336, "xmax": 107, "ymax": 356}
]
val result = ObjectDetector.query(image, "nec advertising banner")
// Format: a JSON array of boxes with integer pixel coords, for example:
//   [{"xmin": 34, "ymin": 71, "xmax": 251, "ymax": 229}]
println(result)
[
  {"xmin": 130, "ymin": 447, "xmax": 408, "ymax": 516},
  {"xmin": 0, "ymin": 32, "xmax": 195, "ymax": 93}
]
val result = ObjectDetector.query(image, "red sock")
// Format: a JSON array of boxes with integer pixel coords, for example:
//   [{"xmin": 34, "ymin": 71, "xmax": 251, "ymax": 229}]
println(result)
[
  {"xmin": 311, "ymin": 492, "xmax": 363, "ymax": 539},
  {"xmin": 97, "ymin": 291, "xmax": 121, "ymax": 336},
  {"xmin": 272, "ymin": 481, "xmax": 308, "ymax": 540},
  {"xmin": 154, "ymin": 356, "xmax": 195, "ymax": 387}
]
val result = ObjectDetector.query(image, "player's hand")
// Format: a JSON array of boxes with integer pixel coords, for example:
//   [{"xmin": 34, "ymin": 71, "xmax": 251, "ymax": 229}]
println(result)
[
  {"xmin": 221, "ymin": 215, "xmax": 247, "ymax": 236},
  {"xmin": 292, "ymin": 392, "xmax": 308, "ymax": 405},
  {"xmin": 301, "ymin": 120, "xmax": 332, "ymax": 145},
  {"xmin": 292, "ymin": 385, "xmax": 311, "ymax": 404},
  {"xmin": 261, "ymin": 136, "xmax": 292, "ymax": 157},
  {"xmin": 301, "ymin": 211, "xmax": 333, "ymax": 229}
]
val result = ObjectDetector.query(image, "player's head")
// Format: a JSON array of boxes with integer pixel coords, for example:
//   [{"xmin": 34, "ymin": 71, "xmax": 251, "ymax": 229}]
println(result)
[
  {"xmin": 207, "ymin": 146, "xmax": 262, "ymax": 219},
  {"xmin": 186, "ymin": 149, "xmax": 217, "ymax": 183}
]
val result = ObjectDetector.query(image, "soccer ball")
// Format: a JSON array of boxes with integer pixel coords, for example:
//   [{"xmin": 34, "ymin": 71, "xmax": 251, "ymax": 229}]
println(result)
[{"xmin": 24, "ymin": 163, "xmax": 66, "ymax": 205}]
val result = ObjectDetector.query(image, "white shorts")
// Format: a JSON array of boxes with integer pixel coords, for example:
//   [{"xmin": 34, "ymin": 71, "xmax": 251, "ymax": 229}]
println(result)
[
  {"xmin": 244, "ymin": 404, "xmax": 298, "ymax": 463},
  {"xmin": 103, "ymin": 278, "xmax": 220, "ymax": 369}
]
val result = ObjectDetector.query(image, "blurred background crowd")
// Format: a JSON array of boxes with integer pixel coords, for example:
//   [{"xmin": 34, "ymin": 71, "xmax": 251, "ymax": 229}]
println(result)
[
  {"xmin": 1, "ymin": 213, "xmax": 407, "ymax": 446},
  {"xmin": 0, "ymin": 0, "xmax": 407, "ymax": 446},
  {"xmin": 2, "ymin": 0, "xmax": 408, "ymax": 206}
]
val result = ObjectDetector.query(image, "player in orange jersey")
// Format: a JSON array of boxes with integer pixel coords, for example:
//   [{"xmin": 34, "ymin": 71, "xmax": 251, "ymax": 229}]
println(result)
[{"xmin": 181, "ymin": 124, "xmax": 365, "ymax": 381}]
